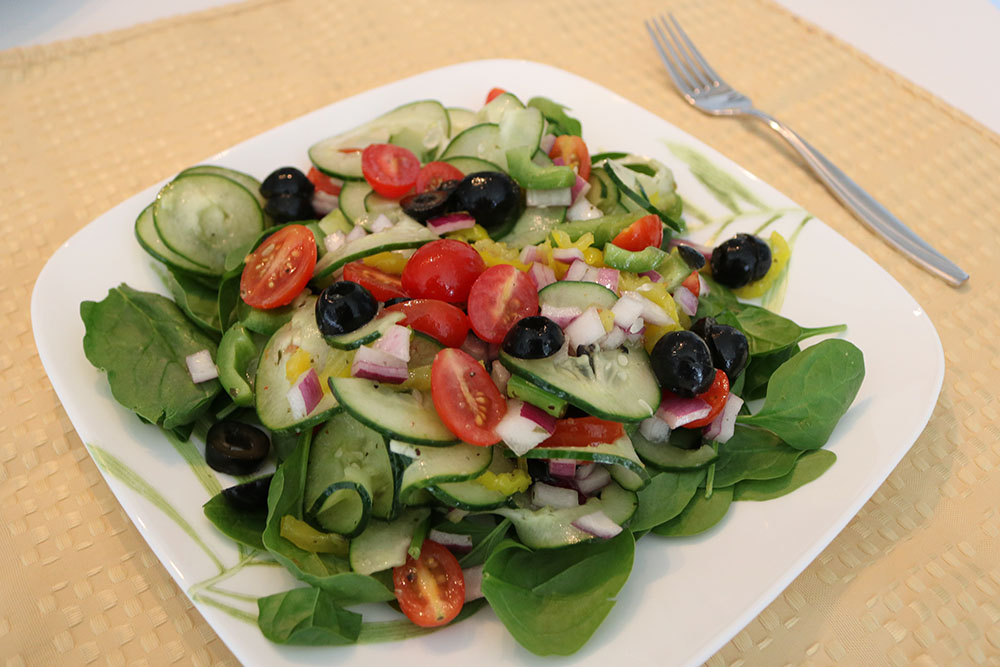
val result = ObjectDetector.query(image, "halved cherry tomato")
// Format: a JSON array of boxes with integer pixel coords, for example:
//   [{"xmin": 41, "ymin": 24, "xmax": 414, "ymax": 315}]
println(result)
[
  {"xmin": 541, "ymin": 417, "xmax": 625, "ymax": 448},
  {"xmin": 415, "ymin": 161, "xmax": 465, "ymax": 194},
  {"xmin": 361, "ymin": 144, "xmax": 420, "ymax": 198},
  {"xmin": 343, "ymin": 261, "xmax": 408, "ymax": 302},
  {"xmin": 402, "ymin": 239, "xmax": 485, "ymax": 304},
  {"xmin": 239, "ymin": 224, "xmax": 316, "ymax": 309},
  {"xmin": 681, "ymin": 369, "xmax": 730, "ymax": 429},
  {"xmin": 548, "ymin": 135, "xmax": 591, "ymax": 181},
  {"xmin": 485, "ymin": 87, "xmax": 507, "ymax": 104},
  {"xmin": 307, "ymin": 166, "xmax": 342, "ymax": 196},
  {"xmin": 431, "ymin": 348, "xmax": 505, "ymax": 446},
  {"xmin": 680, "ymin": 270, "xmax": 701, "ymax": 297},
  {"xmin": 393, "ymin": 539, "xmax": 465, "ymax": 628},
  {"xmin": 466, "ymin": 264, "xmax": 539, "ymax": 344},
  {"xmin": 611, "ymin": 214, "xmax": 663, "ymax": 252},
  {"xmin": 385, "ymin": 299, "xmax": 470, "ymax": 348}
]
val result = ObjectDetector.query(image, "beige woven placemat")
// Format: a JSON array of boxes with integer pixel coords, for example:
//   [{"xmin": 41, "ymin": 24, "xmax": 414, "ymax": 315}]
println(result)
[{"xmin": 2, "ymin": 0, "xmax": 998, "ymax": 664}]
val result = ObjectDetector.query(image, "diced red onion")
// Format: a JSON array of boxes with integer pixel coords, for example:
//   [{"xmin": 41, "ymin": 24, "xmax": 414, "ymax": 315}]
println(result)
[
  {"xmin": 563, "ymin": 259, "xmax": 591, "ymax": 281},
  {"xmin": 575, "ymin": 465, "xmax": 612, "ymax": 496},
  {"xmin": 428, "ymin": 529, "xmax": 473, "ymax": 552},
  {"xmin": 704, "ymin": 394, "xmax": 744, "ymax": 443},
  {"xmin": 185, "ymin": 349, "xmax": 217, "ymax": 384},
  {"xmin": 564, "ymin": 307, "xmax": 605, "ymax": 350},
  {"xmin": 490, "ymin": 360, "xmax": 511, "ymax": 394},
  {"xmin": 520, "ymin": 402, "xmax": 557, "ymax": 435},
  {"xmin": 595, "ymin": 268, "xmax": 620, "ymax": 293},
  {"xmin": 426, "ymin": 213, "xmax": 476, "ymax": 234},
  {"xmin": 346, "ymin": 225, "xmax": 368, "ymax": 242},
  {"xmin": 539, "ymin": 134, "xmax": 557, "ymax": 153},
  {"xmin": 540, "ymin": 303, "xmax": 582, "ymax": 328},
  {"xmin": 552, "ymin": 247, "xmax": 585, "ymax": 264},
  {"xmin": 389, "ymin": 440, "xmax": 421, "ymax": 458},
  {"xmin": 496, "ymin": 400, "xmax": 552, "ymax": 456},
  {"xmin": 323, "ymin": 231, "xmax": 346, "ymax": 254},
  {"xmin": 570, "ymin": 174, "xmax": 590, "ymax": 203},
  {"xmin": 571, "ymin": 510, "xmax": 623, "ymax": 539},
  {"xmin": 674, "ymin": 285, "xmax": 699, "ymax": 317},
  {"xmin": 311, "ymin": 190, "xmax": 339, "ymax": 216},
  {"xmin": 531, "ymin": 481, "xmax": 580, "ymax": 509},
  {"xmin": 369, "ymin": 214, "xmax": 395, "ymax": 233},
  {"xmin": 566, "ymin": 195, "xmax": 603, "ymax": 222},
  {"xmin": 551, "ymin": 156, "xmax": 566, "ymax": 167},
  {"xmin": 600, "ymin": 325, "xmax": 626, "ymax": 350},
  {"xmin": 697, "ymin": 273, "xmax": 712, "ymax": 296},
  {"xmin": 526, "ymin": 187, "xmax": 572, "ymax": 208},
  {"xmin": 612, "ymin": 292, "xmax": 646, "ymax": 330},
  {"xmin": 519, "ymin": 244, "xmax": 542, "ymax": 265},
  {"xmin": 528, "ymin": 262, "xmax": 557, "ymax": 290},
  {"xmin": 656, "ymin": 394, "xmax": 712, "ymax": 429},
  {"xmin": 287, "ymin": 368, "xmax": 322, "ymax": 420},
  {"xmin": 463, "ymin": 564, "xmax": 484, "ymax": 601},
  {"xmin": 639, "ymin": 270, "xmax": 663, "ymax": 282},
  {"xmin": 548, "ymin": 458, "xmax": 577, "ymax": 479},
  {"xmin": 637, "ymin": 292, "xmax": 675, "ymax": 326},
  {"xmin": 351, "ymin": 345, "xmax": 408, "ymax": 384},
  {"xmin": 372, "ymin": 324, "xmax": 411, "ymax": 362},
  {"xmin": 575, "ymin": 462, "xmax": 596, "ymax": 480}
]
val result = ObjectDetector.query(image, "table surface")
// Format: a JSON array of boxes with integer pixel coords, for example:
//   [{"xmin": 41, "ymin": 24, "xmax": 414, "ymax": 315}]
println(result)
[{"xmin": 4, "ymin": 0, "xmax": 1000, "ymax": 134}]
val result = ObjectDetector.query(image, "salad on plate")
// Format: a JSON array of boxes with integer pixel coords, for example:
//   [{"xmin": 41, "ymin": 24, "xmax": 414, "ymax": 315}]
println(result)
[{"xmin": 80, "ymin": 85, "xmax": 865, "ymax": 655}]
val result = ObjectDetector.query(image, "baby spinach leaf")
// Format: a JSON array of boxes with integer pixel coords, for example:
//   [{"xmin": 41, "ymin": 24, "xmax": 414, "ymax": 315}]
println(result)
[
  {"xmin": 716, "ymin": 305, "xmax": 846, "ymax": 356},
  {"xmin": 651, "ymin": 485, "xmax": 733, "ymax": 537},
  {"xmin": 630, "ymin": 469, "xmax": 705, "ymax": 532},
  {"xmin": 203, "ymin": 491, "xmax": 266, "ymax": 551},
  {"xmin": 741, "ymin": 345, "xmax": 800, "ymax": 401},
  {"xmin": 694, "ymin": 275, "xmax": 740, "ymax": 319},
  {"xmin": 481, "ymin": 532, "xmax": 634, "ymax": 656},
  {"xmin": 81, "ymin": 284, "xmax": 221, "ymax": 430},
  {"xmin": 257, "ymin": 587, "xmax": 362, "ymax": 645},
  {"xmin": 738, "ymin": 339, "xmax": 865, "ymax": 450},
  {"xmin": 158, "ymin": 265, "xmax": 223, "ymax": 334},
  {"xmin": 527, "ymin": 96, "xmax": 582, "ymax": 136},
  {"xmin": 710, "ymin": 425, "xmax": 803, "ymax": 488},
  {"xmin": 455, "ymin": 518, "xmax": 511, "ymax": 568},
  {"xmin": 733, "ymin": 450, "xmax": 836, "ymax": 501}
]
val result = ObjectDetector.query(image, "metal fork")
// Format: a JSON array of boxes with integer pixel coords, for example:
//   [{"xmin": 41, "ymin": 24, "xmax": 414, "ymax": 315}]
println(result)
[{"xmin": 645, "ymin": 14, "xmax": 969, "ymax": 287}]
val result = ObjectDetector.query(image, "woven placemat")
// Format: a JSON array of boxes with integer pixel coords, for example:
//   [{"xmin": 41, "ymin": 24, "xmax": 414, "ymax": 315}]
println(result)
[{"xmin": 2, "ymin": 0, "xmax": 998, "ymax": 664}]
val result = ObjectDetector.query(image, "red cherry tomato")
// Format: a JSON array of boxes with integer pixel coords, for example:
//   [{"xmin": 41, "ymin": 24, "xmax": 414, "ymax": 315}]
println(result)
[
  {"xmin": 548, "ymin": 135, "xmax": 591, "ymax": 181},
  {"xmin": 466, "ymin": 264, "xmax": 539, "ymax": 344},
  {"xmin": 431, "ymin": 348, "xmax": 505, "ymax": 446},
  {"xmin": 384, "ymin": 299, "xmax": 470, "ymax": 348},
  {"xmin": 415, "ymin": 161, "xmax": 465, "ymax": 194},
  {"xmin": 239, "ymin": 224, "xmax": 316, "ymax": 309},
  {"xmin": 540, "ymin": 417, "xmax": 625, "ymax": 448},
  {"xmin": 361, "ymin": 144, "xmax": 420, "ymax": 198},
  {"xmin": 611, "ymin": 214, "xmax": 663, "ymax": 252},
  {"xmin": 402, "ymin": 239, "xmax": 486, "ymax": 304},
  {"xmin": 680, "ymin": 270, "xmax": 701, "ymax": 297},
  {"xmin": 393, "ymin": 540, "xmax": 465, "ymax": 628},
  {"xmin": 307, "ymin": 166, "xmax": 342, "ymax": 196},
  {"xmin": 485, "ymin": 87, "xmax": 507, "ymax": 104},
  {"xmin": 681, "ymin": 369, "xmax": 730, "ymax": 429},
  {"xmin": 343, "ymin": 261, "xmax": 408, "ymax": 302}
]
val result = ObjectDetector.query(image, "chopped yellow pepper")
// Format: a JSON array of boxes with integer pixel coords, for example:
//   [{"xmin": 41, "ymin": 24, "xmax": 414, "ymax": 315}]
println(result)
[
  {"xmin": 475, "ymin": 468, "xmax": 532, "ymax": 495},
  {"xmin": 473, "ymin": 239, "xmax": 530, "ymax": 271},
  {"xmin": 598, "ymin": 308, "xmax": 616, "ymax": 332},
  {"xmin": 284, "ymin": 348, "xmax": 312, "ymax": 382},
  {"xmin": 362, "ymin": 250, "xmax": 408, "ymax": 275},
  {"xmin": 445, "ymin": 224, "xmax": 490, "ymax": 242}
]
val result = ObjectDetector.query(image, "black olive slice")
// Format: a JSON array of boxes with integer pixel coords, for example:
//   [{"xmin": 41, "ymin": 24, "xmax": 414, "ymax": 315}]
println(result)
[
  {"xmin": 400, "ymin": 189, "xmax": 453, "ymax": 222},
  {"xmin": 221, "ymin": 474, "xmax": 274, "ymax": 512},
  {"xmin": 205, "ymin": 421, "xmax": 270, "ymax": 475}
]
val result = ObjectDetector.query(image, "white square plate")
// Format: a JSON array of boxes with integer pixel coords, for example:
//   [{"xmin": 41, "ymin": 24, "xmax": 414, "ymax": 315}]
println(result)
[{"xmin": 32, "ymin": 59, "xmax": 943, "ymax": 666}]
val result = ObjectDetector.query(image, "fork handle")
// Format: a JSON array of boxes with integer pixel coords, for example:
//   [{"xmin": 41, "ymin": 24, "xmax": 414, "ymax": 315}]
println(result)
[{"xmin": 748, "ymin": 110, "xmax": 969, "ymax": 286}]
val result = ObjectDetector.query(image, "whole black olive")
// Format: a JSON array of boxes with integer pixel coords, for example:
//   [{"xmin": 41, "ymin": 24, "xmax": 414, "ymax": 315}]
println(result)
[
  {"xmin": 650, "ymin": 330, "xmax": 715, "ymax": 397},
  {"xmin": 450, "ymin": 171, "xmax": 522, "ymax": 232},
  {"xmin": 502, "ymin": 316, "xmax": 565, "ymax": 359},
  {"xmin": 315, "ymin": 281, "xmax": 378, "ymax": 335},
  {"xmin": 400, "ymin": 189, "xmax": 453, "ymax": 222},
  {"xmin": 206, "ymin": 421, "xmax": 270, "ymax": 475},
  {"xmin": 222, "ymin": 474, "xmax": 273, "ymax": 512},
  {"xmin": 702, "ymin": 323, "xmax": 749, "ymax": 381},
  {"xmin": 264, "ymin": 194, "xmax": 315, "ymax": 223},
  {"xmin": 677, "ymin": 243, "xmax": 707, "ymax": 270},
  {"xmin": 260, "ymin": 167, "xmax": 314, "ymax": 199},
  {"xmin": 710, "ymin": 233, "xmax": 772, "ymax": 288},
  {"xmin": 688, "ymin": 316, "xmax": 716, "ymax": 340}
]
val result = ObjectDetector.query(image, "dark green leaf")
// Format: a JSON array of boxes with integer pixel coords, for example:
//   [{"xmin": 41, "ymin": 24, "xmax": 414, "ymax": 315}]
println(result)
[
  {"xmin": 741, "ymin": 345, "xmax": 799, "ymax": 401},
  {"xmin": 481, "ymin": 532, "xmax": 634, "ymax": 656},
  {"xmin": 203, "ymin": 491, "xmax": 266, "ymax": 551},
  {"xmin": 159, "ymin": 265, "xmax": 223, "ymax": 334},
  {"xmin": 738, "ymin": 339, "xmax": 865, "ymax": 450},
  {"xmin": 81, "ymin": 284, "xmax": 220, "ymax": 430},
  {"xmin": 257, "ymin": 587, "xmax": 362, "ymax": 645},
  {"xmin": 710, "ymin": 425, "xmax": 803, "ymax": 487},
  {"xmin": 733, "ymin": 450, "xmax": 836, "ymax": 501},
  {"xmin": 694, "ymin": 276, "xmax": 740, "ymax": 319},
  {"xmin": 526, "ymin": 97, "xmax": 582, "ymax": 136},
  {"xmin": 457, "ymin": 518, "xmax": 511, "ymax": 568},
  {"xmin": 630, "ymin": 469, "xmax": 705, "ymax": 532},
  {"xmin": 651, "ymin": 486, "xmax": 733, "ymax": 537},
  {"xmin": 716, "ymin": 305, "xmax": 847, "ymax": 356}
]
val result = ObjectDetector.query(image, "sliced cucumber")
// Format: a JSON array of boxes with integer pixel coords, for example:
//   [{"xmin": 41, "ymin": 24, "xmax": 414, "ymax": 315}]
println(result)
[
  {"xmin": 429, "ymin": 448, "xmax": 516, "ymax": 511},
  {"xmin": 631, "ymin": 428, "xmax": 719, "ymax": 471},
  {"xmin": 255, "ymin": 298, "xmax": 347, "ymax": 432},
  {"xmin": 322, "ymin": 311, "xmax": 406, "ymax": 350},
  {"xmin": 499, "ymin": 345, "xmax": 659, "ymax": 423},
  {"xmin": 586, "ymin": 166, "xmax": 621, "ymax": 215},
  {"xmin": 497, "ymin": 206, "xmax": 566, "ymax": 249},
  {"xmin": 393, "ymin": 441, "xmax": 493, "ymax": 504},
  {"xmin": 338, "ymin": 180, "xmax": 372, "ymax": 223},
  {"xmin": 494, "ymin": 481, "xmax": 637, "ymax": 549},
  {"xmin": 153, "ymin": 173, "xmax": 265, "ymax": 275},
  {"xmin": 179, "ymin": 164, "xmax": 266, "ymax": 210},
  {"xmin": 134, "ymin": 204, "xmax": 216, "ymax": 277},
  {"xmin": 520, "ymin": 433, "xmax": 648, "ymax": 490},
  {"xmin": 446, "ymin": 107, "xmax": 477, "ymax": 139},
  {"xmin": 498, "ymin": 107, "xmax": 544, "ymax": 154},
  {"xmin": 312, "ymin": 218, "xmax": 437, "ymax": 283},
  {"xmin": 329, "ymin": 377, "xmax": 457, "ymax": 445},
  {"xmin": 477, "ymin": 91, "xmax": 524, "ymax": 123},
  {"xmin": 440, "ymin": 123, "xmax": 505, "ymax": 168},
  {"xmin": 309, "ymin": 100, "xmax": 450, "ymax": 180},
  {"xmin": 348, "ymin": 508, "xmax": 430, "ymax": 575},
  {"xmin": 363, "ymin": 190, "xmax": 402, "ymax": 216},
  {"xmin": 443, "ymin": 156, "xmax": 503, "ymax": 175},
  {"xmin": 538, "ymin": 280, "xmax": 619, "ymax": 311}
]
